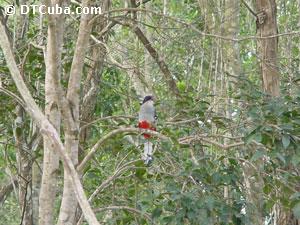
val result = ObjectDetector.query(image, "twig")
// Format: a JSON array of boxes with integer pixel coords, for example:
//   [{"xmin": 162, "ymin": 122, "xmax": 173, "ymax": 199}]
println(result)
[
  {"xmin": 125, "ymin": 21, "xmax": 180, "ymax": 97},
  {"xmin": 91, "ymin": 34, "xmax": 134, "ymax": 69},
  {"xmin": 19, "ymin": 180, "xmax": 29, "ymax": 225},
  {"xmin": 166, "ymin": 118, "xmax": 199, "ymax": 125},
  {"xmin": 241, "ymin": 0, "xmax": 257, "ymax": 18},
  {"xmin": 0, "ymin": 87, "xmax": 26, "ymax": 108}
]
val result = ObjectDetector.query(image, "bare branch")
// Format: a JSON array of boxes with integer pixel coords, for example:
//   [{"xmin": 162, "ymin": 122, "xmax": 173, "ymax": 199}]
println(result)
[
  {"xmin": 0, "ymin": 86, "xmax": 26, "ymax": 108},
  {"xmin": 166, "ymin": 118, "xmax": 200, "ymax": 125},
  {"xmin": 179, "ymin": 135, "xmax": 244, "ymax": 150},
  {"xmin": 241, "ymin": 0, "xmax": 257, "ymax": 18},
  {"xmin": 131, "ymin": 24, "xmax": 180, "ymax": 96}
]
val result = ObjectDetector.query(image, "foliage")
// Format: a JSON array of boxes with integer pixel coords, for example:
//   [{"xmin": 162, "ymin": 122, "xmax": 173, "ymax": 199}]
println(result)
[{"xmin": 0, "ymin": 0, "xmax": 300, "ymax": 224}]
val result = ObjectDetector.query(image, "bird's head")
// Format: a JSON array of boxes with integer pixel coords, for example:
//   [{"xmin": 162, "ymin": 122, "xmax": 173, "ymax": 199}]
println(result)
[{"xmin": 142, "ymin": 95, "xmax": 154, "ymax": 104}]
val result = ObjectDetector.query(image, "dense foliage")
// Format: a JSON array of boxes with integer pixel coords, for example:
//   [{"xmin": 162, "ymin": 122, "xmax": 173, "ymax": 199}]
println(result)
[{"xmin": 0, "ymin": 0, "xmax": 300, "ymax": 224}]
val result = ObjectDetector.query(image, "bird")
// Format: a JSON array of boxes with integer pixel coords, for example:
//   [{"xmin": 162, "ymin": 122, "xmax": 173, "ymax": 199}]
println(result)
[{"xmin": 138, "ymin": 95, "xmax": 157, "ymax": 165}]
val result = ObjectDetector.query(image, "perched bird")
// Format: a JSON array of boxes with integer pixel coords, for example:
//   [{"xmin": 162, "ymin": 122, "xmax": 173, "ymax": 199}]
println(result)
[{"xmin": 138, "ymin": 95, "xmax": 156, "ymax": 164}]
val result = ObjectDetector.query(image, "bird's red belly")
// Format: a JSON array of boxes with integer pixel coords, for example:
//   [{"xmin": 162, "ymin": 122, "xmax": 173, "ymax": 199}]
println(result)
[{"xmin": 138, "ymin": 120, "xmax": 156, "ymax": 138}]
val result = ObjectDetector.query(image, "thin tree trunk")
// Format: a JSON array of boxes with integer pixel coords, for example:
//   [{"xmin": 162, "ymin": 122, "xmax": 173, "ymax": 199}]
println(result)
[
  {"xmin": 14, "ymin": 105, "xmax": 33, "ymax": 225},
  {"xmin": 242, "ymin": 164, "xmax": 265, "ymax": 225},
  {"xmin": 12, "ymin": 1, "xmax": 33, "ymax": 224},
  {"xmin": 143, "ymin": 4, "xmax": 153, "ymax": 96},
  {"xmin": 39, "ymin": 0, "xmax": 65, "ymax": 224},
  {"xmin": 256, "ymin": 0, "xmax": 280, "ymax": 96},
  {"xmin": 80, "ymin": 0, "xmax": 110, "ymax": 144},
  {"xmin": 222, "ymin": 1, "xmax": 242, "ymax": 221},
  {"xmin": 57, "ymin": 0, "xmax": 93, "ymax": 223},
  {"xmin": 32, "ymin": 160, "xmax": 41, "ymax": 225}
]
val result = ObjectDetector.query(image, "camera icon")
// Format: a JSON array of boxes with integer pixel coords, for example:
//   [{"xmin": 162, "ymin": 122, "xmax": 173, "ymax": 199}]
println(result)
[{"xmin": 4, "ymin": 5, "xmax": 15, "ymax": 15}]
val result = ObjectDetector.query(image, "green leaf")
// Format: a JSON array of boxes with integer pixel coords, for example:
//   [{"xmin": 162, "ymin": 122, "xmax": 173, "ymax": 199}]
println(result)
[
  {"xmin": 282, "ymin": 134, "xmax": 290, "ymax": 149},
  {"xmin": 176, "ymin": 81, "xmax": 186, "ymax": 92},
  {"xmin": 292, "ymin": 202, "xmax": 300, "ymax": 219},
  {"xmin": 135, "ymin": 167, "xmax": 146, "ymax": 179},
  {"xmin": 263, "ymin": 184, "xmax": 272, "ymax": 194},
  {"xmin": 244, "ymin": 126, "xmax": 262, "ymax": 144}
]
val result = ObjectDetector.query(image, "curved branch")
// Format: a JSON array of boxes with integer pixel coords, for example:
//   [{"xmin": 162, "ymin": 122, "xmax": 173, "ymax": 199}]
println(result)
[
  {"xmin": 0, "ymin": 87, "xmax": 26, "ymax": 108},
  {"xmin": 77, "ymin": 127, "xmax": 169, "ymax": 172}
]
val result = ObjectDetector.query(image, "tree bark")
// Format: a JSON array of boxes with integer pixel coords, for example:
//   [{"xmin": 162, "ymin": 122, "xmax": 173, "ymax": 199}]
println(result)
[
  {"xmin": 256, "ymin": 0, "xmax": 280, "ymax": 96},
  {"xmin": 143, "ymin": 2, "xmax": 154, "ymax": 95},
  {"xmin": 223, "ymin": 0, "xmax": 242, "ymax": 79},
  {"xmin": 14, "ymin": 105, "xmax": 33, "ymax": 225},
  {"xmin": 57, "ymin": 0, "xmax": 93, "ymax": 224},
  {"xmin": 80, "ymin": 0, "xmax": 110, "ymax": 144},
  {"xmin": 38, "ymin": 1, "xmax": 65, "ymax": 224}
]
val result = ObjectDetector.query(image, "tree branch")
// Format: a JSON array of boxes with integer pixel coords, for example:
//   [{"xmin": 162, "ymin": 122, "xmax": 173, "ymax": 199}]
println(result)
[
  {"xmin": 120, "ymin": 20, "xmax": 180, "ymax": 97},
  {"xmin": 77, "ymin": 127, "xmax": 169, "ymax": 172},
  {"xmin": 241, "ymin": 0, "xmax": 257, "ymax": 18},
  {"xmin": 0, "ymin": 86, "xmax": 26, "ymax": 108},
  {"xmin": 179, "ymin": 135, "xmax": 244, "ymax": 150}
]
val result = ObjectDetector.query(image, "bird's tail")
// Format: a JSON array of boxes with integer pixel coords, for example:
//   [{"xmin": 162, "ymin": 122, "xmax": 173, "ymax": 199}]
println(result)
[{"xmin": 142, "ymin": 141, "xmax": 153, "ymax": 165}]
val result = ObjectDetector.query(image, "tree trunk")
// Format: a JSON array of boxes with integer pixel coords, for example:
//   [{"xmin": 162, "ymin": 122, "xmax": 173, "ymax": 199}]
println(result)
[
  {"xmin": 223, "ymin": 0, "xmax": 242, "ymax": 78},
  {"xmin": 12, "ymin": 1, "xmax": 33, "ymax": 224},
  {"xmin": 38, "ymin": 1, "xmax": 65, "ymax": 224},
  {"xmin": 222, "ymin": 0, "xmax": 242, "ymax": 223},
  {"xmin": 143, "ymin": 2, "xmax": 154, "ymax": 96},
  {"xmin": 14, "ymin": 105, "xmax": 33, "ymax": 225},
  {"xmin": 80, "ymin": 0, "xmax": 110, "ymax": 144},
  {"xmin": 57, "ymin": 0, "xmax": 93, "ymax": 224},
  {"xmin": 256, "ymin": 0, "xmax": 280, "ymax": 96}
]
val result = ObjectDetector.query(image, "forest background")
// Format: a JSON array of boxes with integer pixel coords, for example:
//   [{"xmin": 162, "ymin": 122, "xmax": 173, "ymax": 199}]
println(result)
[{"xmin": 0, "ymin": 0, "xmax": 300, "ymax": 224}]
